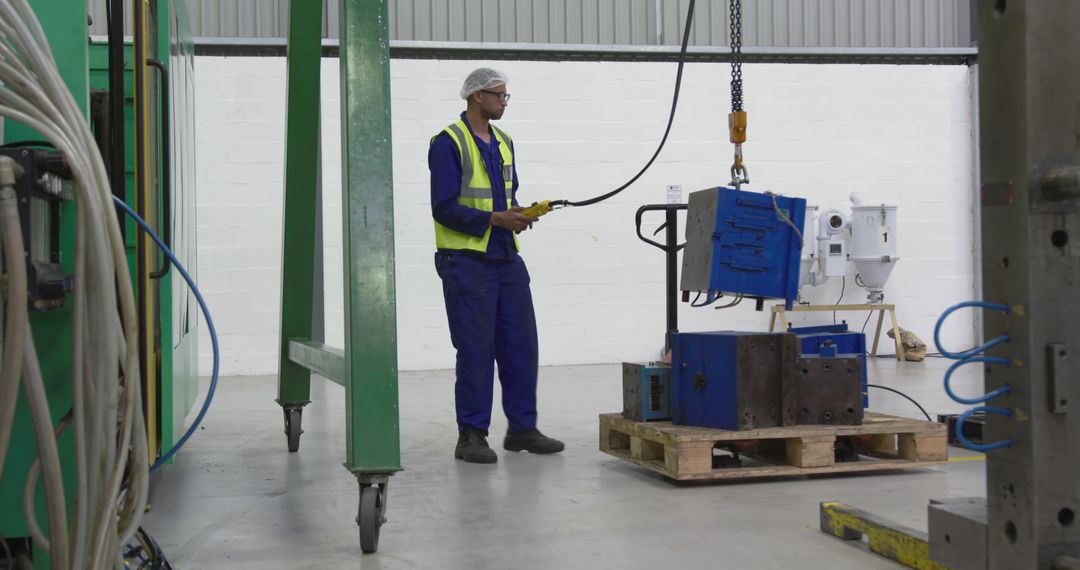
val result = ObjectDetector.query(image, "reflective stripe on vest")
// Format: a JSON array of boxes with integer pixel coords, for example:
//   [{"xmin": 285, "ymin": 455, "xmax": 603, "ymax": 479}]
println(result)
[{"xmin": 432, "ymin": 120, "xmax": 519, "ymax": 253}]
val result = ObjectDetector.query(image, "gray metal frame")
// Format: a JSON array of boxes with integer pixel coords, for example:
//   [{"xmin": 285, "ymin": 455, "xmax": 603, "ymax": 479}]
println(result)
[
  {"xmin": 927, "ymin": 0, "xmax": 1080, "ymax": 567},
  {"xmin": 173, "ymin": 36, "xmax": 976, "ymax": 64}
]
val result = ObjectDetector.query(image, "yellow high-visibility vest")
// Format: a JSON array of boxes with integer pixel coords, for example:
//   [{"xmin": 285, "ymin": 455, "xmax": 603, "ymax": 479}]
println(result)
[{"xmin": 432, "ymin": 120, "xmax": 518, "ymax": 253}]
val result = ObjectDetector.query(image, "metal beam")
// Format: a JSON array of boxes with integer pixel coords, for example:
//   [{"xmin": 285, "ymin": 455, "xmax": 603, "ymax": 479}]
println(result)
[
  {"xmin": 974, "ymin": 0, "xmax": 1080, "ymax": 567},
  {"xmin": 820, "ymin": 502, "xmax": 948, "ymax": 570},
  {"xmin": 276, "ymin": 0, "xmax": 323, "ymax": 408},
  {"xmin": 183, "ymin": 36, "xmax": 978, "ymax": 65},
  {"xmin": 338, "ymin": 0, "xmax": 401, "ymax": 475},
  {"xmin": 288, "ymin": 340, "xmax": 345, "ymax": 387}
]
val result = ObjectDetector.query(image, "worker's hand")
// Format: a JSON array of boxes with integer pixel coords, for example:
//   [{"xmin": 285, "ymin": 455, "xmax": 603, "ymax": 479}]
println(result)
[
  {"xmin": 492, "ymin": 209, "xmax": 538, "ymax": 232},
  {"xmin": 513, "ymin": 205, "xmax": 541, "ymax": 230}
]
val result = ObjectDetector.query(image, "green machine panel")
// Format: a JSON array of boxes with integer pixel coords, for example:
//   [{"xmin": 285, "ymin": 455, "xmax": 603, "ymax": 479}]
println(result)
[
  {"xmin": 2, "ymin": 1, "xmax": 198, "ymax": 566},
  {"xmin": 0, "ymin": 2, "xmax": 86, "ymax": 558}
]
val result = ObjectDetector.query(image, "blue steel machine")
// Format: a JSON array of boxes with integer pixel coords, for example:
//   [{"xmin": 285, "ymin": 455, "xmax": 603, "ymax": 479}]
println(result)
[
  {"xmin": 790, "ymin": 324, "xmax": 869, "ymax": 408},
  {"xmin": 679, "ymin": 187, "xmax": 806, "ymax": 310},
  {"xmin": 670, "ymin": 331, "xmax": 799, "ymax": 430},
  {"xmin": 621, "ymin": 362, "xmax": 672, "ymax": 421},
  {"xmin": 670, "ymin": 330, "xmax": 864, "ymax": 430},
  {"xmin": 622, "ymin": 187, "xmax": 867, "ymax": 431}
]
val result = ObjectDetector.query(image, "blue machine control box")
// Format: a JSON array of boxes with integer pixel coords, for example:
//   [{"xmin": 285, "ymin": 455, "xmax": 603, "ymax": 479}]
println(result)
[
  {"xmin": 622, "ymin": 362, "xmax": 672, "ymax": 421},
  {"xmin": 680, "ymin": 187, "xmax": 807, "ymax": 308},
  {"xmin": 671, "ymin": 331, "xmax": 798, "ymax": 430},
  {"xmin": 791, "ymin": 324, "xmax": 869, "ymax": 407}
]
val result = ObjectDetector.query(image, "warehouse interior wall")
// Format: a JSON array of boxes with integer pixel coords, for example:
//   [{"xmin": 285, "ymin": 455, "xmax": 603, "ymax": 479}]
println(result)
[{"xmin": 193, "ymin": 56, "xmax": 976, "ymax": 375}]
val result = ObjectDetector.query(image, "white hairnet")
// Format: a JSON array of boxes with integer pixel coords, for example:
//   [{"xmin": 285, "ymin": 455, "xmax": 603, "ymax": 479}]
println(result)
[{"xmin": 460, "ymin": 68, "xmax": 508, "ymax": 100}]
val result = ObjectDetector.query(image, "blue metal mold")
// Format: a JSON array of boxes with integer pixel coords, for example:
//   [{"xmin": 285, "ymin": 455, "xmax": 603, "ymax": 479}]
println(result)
[{"xmin": 680, "ymin": 187, "xmax": 807, "ymax": 309}]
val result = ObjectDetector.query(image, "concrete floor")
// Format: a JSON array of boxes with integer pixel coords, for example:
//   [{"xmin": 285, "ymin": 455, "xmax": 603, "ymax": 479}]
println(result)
[{"xmin": 146, "ymin": 357, "xmax": 986, "ymax": 569}]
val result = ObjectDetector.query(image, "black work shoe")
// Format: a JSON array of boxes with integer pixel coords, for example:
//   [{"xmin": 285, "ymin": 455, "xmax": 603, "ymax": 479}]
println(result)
[
  {"xmin": 503, "ymin": 429, "xmax": 565, "ymax": 454},
  {"xmin": 455, "ymin": 427, "xmax": 497, "ymax": 464}
]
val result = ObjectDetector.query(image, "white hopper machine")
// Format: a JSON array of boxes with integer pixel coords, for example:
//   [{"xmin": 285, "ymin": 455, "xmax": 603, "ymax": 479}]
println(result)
[{"xmin": 798, "ymin": 194, "xmax": 899, "ymax": 304}]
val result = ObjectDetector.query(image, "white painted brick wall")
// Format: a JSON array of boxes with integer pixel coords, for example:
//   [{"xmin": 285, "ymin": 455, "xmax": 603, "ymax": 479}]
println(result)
[{"xmin": 194, "ymin": 56, "xmax": 977, "ymax": 375}]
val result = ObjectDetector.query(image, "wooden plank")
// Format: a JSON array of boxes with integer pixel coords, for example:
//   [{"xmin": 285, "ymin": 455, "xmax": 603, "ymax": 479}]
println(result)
[
  {"xmin": 899, "ymin": 433, "xmax": 948, "ymax": 462},
  {"xmin": 600, "ymin": 445, "xmax": 946, "ymax": 481},
  {"xmin": 599, "ymin": 445, "xmax": 947, "ymax": 481},
  {"xmin": 631, "ymin": 435, "xmax": 665, "ymax": 463},
  {"xmin": 864, "ymin": 433, "xmax": 898, "ymax": 454},
  {"xmin": 786, "ymin": 436, "xmax": 835, "ymax": 468},
  {"xmin": 599, "ymin": 415, "xmax": 631, "ymax": 454},
  {"xmin": 667, "ymin": 441, "xmax": 713, "ymax": 478},
  {"xmin": 776, "ymin": 303, "xmax": 895, "ymax": 312},
  {"xmin": 600, "ymin": 412, "xmax": 945, "ymax": 444},
  {"xmin": 598, "ymin": 411, "xmax": 949, "ymax": 482}
]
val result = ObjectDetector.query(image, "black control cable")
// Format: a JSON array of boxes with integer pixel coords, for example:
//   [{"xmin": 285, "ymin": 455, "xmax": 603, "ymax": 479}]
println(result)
[
  {"xmin": 866, "ymin": 384, "xmax": 933, "ymax": 422},
  {"xmin": 551, "ymin": 0, "xmax": 697, "ymax": 209}
]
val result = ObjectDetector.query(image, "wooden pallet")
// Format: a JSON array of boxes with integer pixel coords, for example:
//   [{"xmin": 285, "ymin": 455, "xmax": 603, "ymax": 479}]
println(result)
[{"xmin": 599, "ymin": 412, "xmax": 947, "ymax": 482}]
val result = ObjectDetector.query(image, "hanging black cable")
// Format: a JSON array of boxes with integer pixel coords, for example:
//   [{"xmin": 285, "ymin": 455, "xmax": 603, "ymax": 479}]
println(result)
[
  {"xmin": 866, "ymin": 384, "xmax": 933, "ymax": 422},
  {"xmin": 107, "ymin": 0, "xmax": 125, "ymax": 225},
  {"xmin": 833, "ymin": 276, "xmax": 846, "ymax": 324},
  {"xmin": 554, "ymin": 0, "xmax": 697, "ymax": 208}
]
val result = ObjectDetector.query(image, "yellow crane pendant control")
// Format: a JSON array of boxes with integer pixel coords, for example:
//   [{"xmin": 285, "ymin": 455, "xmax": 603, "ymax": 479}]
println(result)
[{"xmin": 521, "ymin": 200, "xmax": 553, "ymax": 218}]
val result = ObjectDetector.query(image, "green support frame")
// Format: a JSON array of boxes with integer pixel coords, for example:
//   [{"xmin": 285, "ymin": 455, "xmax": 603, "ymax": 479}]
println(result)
[
  {"xmin": 275, "ymin": 0, "xmax": 320, "ymax": 410},
  {"xmin": 276, "ymin": 0, "xmax": 401, "ymax": 554}
]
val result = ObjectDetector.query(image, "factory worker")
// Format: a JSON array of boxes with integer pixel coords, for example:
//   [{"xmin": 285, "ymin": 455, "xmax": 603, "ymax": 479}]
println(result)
[{"xmin": 428, "ymin": 67, "xmax": 565, "ymax": 464}]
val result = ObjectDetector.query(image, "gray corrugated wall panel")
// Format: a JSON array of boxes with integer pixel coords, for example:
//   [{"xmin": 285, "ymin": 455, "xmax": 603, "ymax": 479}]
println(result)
[
  {"xmin": 549, "ymin": 0, "xmax": 566, "ymax": 43},
  {"xmin": 519, "ymin": 0, "xmax": 535, "ymax": 42},
  {"xmin": 501, "ymin": 0, "xmax": 513, "ymax": 42},
  {"xmin": 449, "ymin": 0, "xmax": 466, "ymax": 41},
  {"xmin": 325, "ymin": 0, "xmax": 340, "ymax": 39},
  {"xmin": 520, "ymin": 0, "xmax": 533, "ymax": 41},
  {"xmin": 279, "ymin": 1, "xmax": 289, "ymax": 37},
  {"xmin": 661, "ymin": 0, "xmax": 682, "ymax": 46},
  {"xmin": 199, "ymin": 1, "xmax": 217, "ymax": 37},
  {"xmin": 237, "ymin": 0, "xmax": 253, "ymax": 37},
  {"xmin": 754, "ymin": 0, "xmax": 771, "ymax": 46},
  {"xmin": 415, "ymin": 0, "xmax": 433, "ymax": 42},
  {"xmin": 834, "ymin": 0, "xmax": 849, "ymax": 47},
  {"xmin": 598, "ymin": 0, "xmax": 614, "ymax": 44},
  {"xmin": 580, "ymin": 0, "xmax": 597, "ymax": 44},
  {"xmin": 809, "ymin": 0, "xmax": 821, "ymax": 46},
  {"xmin": 86, "ymin": 0, "xmax": 973, "ymax": 49},
  {"xmin": 958, "ymin": 0, "xmax": 973, "ymax": 46},
  {"xmin": 396, "ymin": 0, "xmax": 413, "ymax": 41},
  {"xmin": 262, "ymin": 1, "xmax": 282, "ymax": 37},
  {"xmin": 646, "ymin": 0, "xmax": 658, "ymax": 44},
  {"xmin": 631, "ymin": 0, "xmax": 648, "ymax": 44},
  {"xmin": 431, "ymin": 0, "xmax": 449, "ymax": 41},
  {"xmin": 483, "ymin": 0, "xmax": 496, "ymax": 41},
  {"xmin": 866, "ymin": 1, "xmax": 881, "ymax": 48},
  {"xmin": 565, "ymin": 0, "xmax": 582, "ymax": 43}
]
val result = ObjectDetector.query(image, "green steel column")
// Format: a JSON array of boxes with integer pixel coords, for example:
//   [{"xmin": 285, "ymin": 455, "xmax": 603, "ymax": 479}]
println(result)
[
  {"xmin": 339, "ymin": 0, "xmax": 401, "ymax": 473},
  {"xmin": 276, "ymin": 0, "xmax": 324, "ymax": 407}
]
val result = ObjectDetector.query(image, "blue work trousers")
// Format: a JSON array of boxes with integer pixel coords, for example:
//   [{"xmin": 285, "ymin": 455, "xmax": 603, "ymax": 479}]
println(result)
[{"xmin": 435, "ymin": 252, "xmax": 539, "ymax": 434}]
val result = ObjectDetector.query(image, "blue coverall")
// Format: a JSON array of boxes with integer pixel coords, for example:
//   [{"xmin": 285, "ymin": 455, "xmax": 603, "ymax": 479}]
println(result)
[{"xmin": 428, "ymin": 112, "xmax": 539, "ymax": 434}]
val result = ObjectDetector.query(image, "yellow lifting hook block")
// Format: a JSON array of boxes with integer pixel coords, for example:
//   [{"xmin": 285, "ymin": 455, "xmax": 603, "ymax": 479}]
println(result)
[
  {"xmin": 728, "ymin": 111, "xmax": 747, "ymax": 144},
  {"xmin": 520, "ymin": 200, "xmax": 553, "ymax": 218}
]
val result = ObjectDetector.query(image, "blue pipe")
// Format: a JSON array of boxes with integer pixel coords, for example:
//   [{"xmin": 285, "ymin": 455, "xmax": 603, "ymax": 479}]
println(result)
[
  {"xmin": 955, "ymin": 406, "xmax": 1013, "ymax": 452},
  {"xmin": 943, "ymin": 355, "xmax": 1012, "ymax": 404},
  {"xmin": 112, "ymin": 196, "xmax": 219, "ymax": 473},
  {"xmin": 934, "ymin": 300, "xmax": 1011, "ymax": 359}
]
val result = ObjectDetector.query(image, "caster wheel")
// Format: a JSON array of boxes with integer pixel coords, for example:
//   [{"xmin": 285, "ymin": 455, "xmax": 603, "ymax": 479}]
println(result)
[
  {"xmin": 357, "ymin": 485, "xmax": 385, "ymax": 554},
  {"xmin": 284, "ymin": 408, "xmax": 303, "ymax": 452}
]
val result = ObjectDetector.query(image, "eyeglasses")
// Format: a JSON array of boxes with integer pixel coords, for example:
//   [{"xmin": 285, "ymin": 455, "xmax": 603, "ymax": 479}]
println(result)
[{"xmin": 480, "ymin": 90, "xmax": 511, "ymax": 102}]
